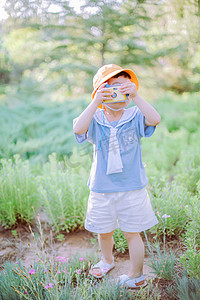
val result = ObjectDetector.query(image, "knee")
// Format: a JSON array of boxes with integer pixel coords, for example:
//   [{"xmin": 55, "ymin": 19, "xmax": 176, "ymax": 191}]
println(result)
[
  {"xmin": 123, "ymin": 231, "xmax": 139, "ymax": 242},
  {"xmin": 99, "ymin": 230, "xmax": 114, "ymax": 240}
]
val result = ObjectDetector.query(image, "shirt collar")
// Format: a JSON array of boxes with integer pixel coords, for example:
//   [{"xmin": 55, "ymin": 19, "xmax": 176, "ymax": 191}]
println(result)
[{"xmin": 94, "ymin": 106, "xmax": 138, "ymax": 128}]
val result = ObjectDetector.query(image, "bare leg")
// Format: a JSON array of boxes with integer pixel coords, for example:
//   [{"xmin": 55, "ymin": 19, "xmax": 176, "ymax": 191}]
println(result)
[
  {"xmin": 92, "ymin": 230, "xmax": 114, "ymax": 276},
  {"xmin": 123, "ymin": 232, "xmax": 144, "ymax": 278}
]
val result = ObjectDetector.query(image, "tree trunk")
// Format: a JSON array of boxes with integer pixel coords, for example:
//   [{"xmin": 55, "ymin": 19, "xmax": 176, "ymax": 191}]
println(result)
[{"xmin": 101, "ymin": 43, "xmax": 105, "ymax": 66}]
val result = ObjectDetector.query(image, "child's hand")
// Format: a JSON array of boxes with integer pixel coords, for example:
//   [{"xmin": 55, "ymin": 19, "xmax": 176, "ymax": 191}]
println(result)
[
  {"xmin": 93, "ymin": 82, "xmax": 113, "ymax": 107},
  {"xmin": 119, "ymin": 81, "xmax": 138, "ymax": 99}
]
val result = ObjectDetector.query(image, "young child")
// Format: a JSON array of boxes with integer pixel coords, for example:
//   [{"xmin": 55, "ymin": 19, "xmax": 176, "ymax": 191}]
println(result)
[{"xmin": 73, "ymin": 64, "xmax": 161, "ymax": 288}]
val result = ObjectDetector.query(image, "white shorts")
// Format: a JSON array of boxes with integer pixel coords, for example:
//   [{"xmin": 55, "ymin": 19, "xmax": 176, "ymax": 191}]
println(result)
[{"xmin": 85, "ymin": 188, "xmax": 158, "ymax": 234}]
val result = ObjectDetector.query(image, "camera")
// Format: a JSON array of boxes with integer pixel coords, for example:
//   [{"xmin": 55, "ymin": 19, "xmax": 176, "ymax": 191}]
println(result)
[{"xmin": 103, "ymin": 84, "xmax": 129, "ymax": 104}]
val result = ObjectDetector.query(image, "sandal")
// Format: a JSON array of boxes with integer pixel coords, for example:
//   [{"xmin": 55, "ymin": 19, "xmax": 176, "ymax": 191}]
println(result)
[
  {"xmin": 118, "ymin": 274, "xmax": 147, "ymax": 289},
  {"xmin": 89, "ymin": 256, "xmax": 115, "ymax": 278}
]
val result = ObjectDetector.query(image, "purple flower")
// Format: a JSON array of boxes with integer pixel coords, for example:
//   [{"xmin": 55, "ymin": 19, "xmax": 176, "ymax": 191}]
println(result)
[
  {"xmin": 157, "ymin": 211, "xmax": 160, "ymax": 216},
  {"xmin": 162, "ymin": 214, "xmax": 170, "ymax": 219},
  {"xmin": 45, "ymin": 283, "xmax": 54, "ymax": 289},
  {"xmin": 15, "ymin": 262, "xmax": 18, "ymax": 265},
  {"xmin": 76, "ymin": 269, "xmax": 81, "ymax": 274},
  {"xmin": 29, "ymin": 269, "xmax": 36, "ymax": 275},
  {"xmin": 56, "ymin": 256, "xmax": 63, "ymax": 260},
  {"xmin": 56, "ymin": 256, "xmax": 68, "ymax": 262},
  {"xmin": 24, "ymin": 291, "xmax": 27, "ymax": 294},
  {"xmin": 62, "ymin": 270, "xmax": 65, "ymax": 273},
  {"xmin": 79, "ymin": 257, "xmax": 83, "ymax": 261}
]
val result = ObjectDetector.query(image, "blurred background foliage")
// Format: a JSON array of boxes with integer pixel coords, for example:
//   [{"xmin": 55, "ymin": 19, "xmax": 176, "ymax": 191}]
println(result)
[{"xmin": 0, "ymin": 0, "xmax": 200, "ymax": 94}]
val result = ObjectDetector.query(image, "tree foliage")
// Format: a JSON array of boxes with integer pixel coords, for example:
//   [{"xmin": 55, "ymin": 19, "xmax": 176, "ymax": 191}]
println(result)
[{"xmin": 0, "ymin": 0, "xmax": 199, "ymax": 93}]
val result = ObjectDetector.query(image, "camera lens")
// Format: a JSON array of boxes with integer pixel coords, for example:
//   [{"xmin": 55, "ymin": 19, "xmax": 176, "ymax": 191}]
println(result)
[{"xmin": 112, "ymin": 92, "xmax": 117, "ymax": 98}]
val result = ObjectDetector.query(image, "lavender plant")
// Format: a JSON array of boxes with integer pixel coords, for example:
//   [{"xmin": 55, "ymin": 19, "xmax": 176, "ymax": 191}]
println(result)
[
  {"xmin": 144, "ymin": 214, "xmax": 176, "ymax": 281},
  {"xmin": 0, "ymin": 155, "xmax": 40, "ymax": 228},
  {"xmin": 148, "ymin": 182, "xmax": 190, "ymax": 238},
  {"xmin": 37, "ymin": 153, "xmax": 89, "ymax": 233}
]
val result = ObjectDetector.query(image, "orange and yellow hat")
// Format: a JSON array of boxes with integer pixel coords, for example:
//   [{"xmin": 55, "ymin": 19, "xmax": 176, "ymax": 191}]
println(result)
[{"xmin": 92, "ymin": 64, "xmax": 139, "ymax": 103}]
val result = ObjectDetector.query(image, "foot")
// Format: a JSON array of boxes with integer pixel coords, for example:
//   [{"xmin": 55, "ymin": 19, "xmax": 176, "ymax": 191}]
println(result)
[
  {"xmin": 118, "ymin": 274, "xmax": 147, "ymax": 289},
  {"xmin": 90, "ymin": 256, "xmax": 115, "ymax": 278}
]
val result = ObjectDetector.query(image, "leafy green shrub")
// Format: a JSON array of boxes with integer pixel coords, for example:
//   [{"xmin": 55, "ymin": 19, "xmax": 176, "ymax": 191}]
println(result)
[
  {"xmin": 155, "ymin": 94, "xmax": 200, "ymax": 134},
  {"xmin": 38, "ymin": 153, "xmax": 89, "ymax": 232},
  {"xmin": 184, "ymin": 194, "xmax": 200, "ymax": 245},
  {"xmin": 179, "ymin": 237, "xmax": 200, "ymax": 280},
  {"xmin": 147, "ymin": 246, "xmax": 176, "ymax": 281},
  {"xmin": 142, "ymin": 126, "xmax": 190, "ymax": 184},
  {"xmin": 174, "ymin": 150, "xmax": 200, "ymax": 194},
  {"xmin": 149, "ymin": 182, "xmax": 190, "ymax": 238},
  {"xmin": 179, "ymin": 192, "xmax": 200, "ymax": 280},
  {"xmin": 113, "ymin": 229, "xmax": 128, "ymax": 253},
  {"xmin": 0, "ymin": 95, "xmax": 87, "ymax": 162},
  {"xmin": 175, "ymin": 273, "xmax": 200, "ymax": 300},
  {"xmin": 0, "ymin": 155, "xmax": 39, "ymax": 228}
]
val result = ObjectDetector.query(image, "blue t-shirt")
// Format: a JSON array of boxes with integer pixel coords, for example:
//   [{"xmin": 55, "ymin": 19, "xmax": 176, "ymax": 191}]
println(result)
[{"xmin": 73, "ymin": 106, "xmax": 156, "ymax": 193}]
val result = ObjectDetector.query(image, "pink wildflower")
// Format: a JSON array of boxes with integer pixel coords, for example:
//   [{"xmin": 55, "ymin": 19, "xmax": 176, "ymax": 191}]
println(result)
[
  {"xmin": 76, "ymin": 269, "xmax": 81, "ymax": 274},
  {"xmin": 29, "ymin": 269, "xmax": 36, "ymax": 275},
  {"xmin": 57, "ymin": 271, "xmax": 61, "ymax": 274},
  {"xmin": 62, "ymin": 270, "xmax": 65, "ymax": 273},
  {"xmin": 157, "ymin": 211, "xmax": 160, "ymax": 216},
  {"xmin": 15, "ymin": 262, "xmax": 18, "ymax": 264},
  {"xmin": 57, "ymin": 257, "xmax": 66, "ymax": 262},
  {"xmin": 162, "ymin": 214, "xmax": 170, "ymax": 219},
  {"xmin": 79, "ymin": 257, "xmax": 83, "ymax": 261},
  {"xmin": 56, "ymin": 256, "xmax": 68, "ymax": 262},
  {"xmin": 24, "ymin": 291, "xmax": 27, "ymax": 294},
  {"xmin": 44, "ymin": 283, "xmax": 54, "ymax": 289}
]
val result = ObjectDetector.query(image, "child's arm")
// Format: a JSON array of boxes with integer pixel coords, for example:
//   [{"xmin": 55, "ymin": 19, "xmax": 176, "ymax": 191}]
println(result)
[
  {"xmin": 131, "ymin": 95, "xmax": 161, "ymax": 126},
  {"xmin": 119, "ymin": 82, "xmax": 161, "ymax": 126},
  {"xmin": 73, "ymin": 82, "xmax": 112, "ymax": 135}
]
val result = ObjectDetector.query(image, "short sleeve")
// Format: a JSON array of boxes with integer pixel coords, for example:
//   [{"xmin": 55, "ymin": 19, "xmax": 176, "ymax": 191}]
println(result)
[
  {"xmin": 73, "ymin": 117, "xmax": 95, "ymax": 144},
  {"xmin": 137, "ymin": 110, "xmax": 156, "ymax": 137}
]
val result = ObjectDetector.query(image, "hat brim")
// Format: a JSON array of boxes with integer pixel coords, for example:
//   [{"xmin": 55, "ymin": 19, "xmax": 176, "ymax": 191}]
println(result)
[{"xmin": 92, "ymin": 68, "xmax": 139, "ymax": 99}]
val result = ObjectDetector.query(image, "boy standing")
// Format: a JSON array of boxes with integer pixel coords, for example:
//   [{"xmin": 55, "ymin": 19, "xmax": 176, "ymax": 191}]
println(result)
[{"xmin": 73, "ymin": 64, "xmax": 161, "ymax": 288}]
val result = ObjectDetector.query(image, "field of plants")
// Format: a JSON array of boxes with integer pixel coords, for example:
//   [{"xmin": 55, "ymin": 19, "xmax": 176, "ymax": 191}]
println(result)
[{"xmin": 0, "ymin": 83, "xmax": 199, "ymax": 299}]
